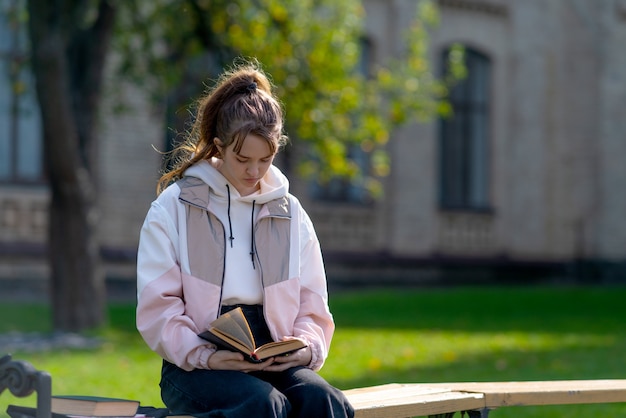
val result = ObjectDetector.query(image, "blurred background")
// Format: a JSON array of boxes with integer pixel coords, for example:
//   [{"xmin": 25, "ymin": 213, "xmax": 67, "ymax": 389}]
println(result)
[{"xmin": 1, "ymin": 0, "xmax": 625, "ymax": 308}]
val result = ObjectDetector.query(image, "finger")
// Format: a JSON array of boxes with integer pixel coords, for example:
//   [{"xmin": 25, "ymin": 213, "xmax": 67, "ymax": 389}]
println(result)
[
  {"xmin": 263, "ymin": 362, "xmax": 292, "ymax": 372},
  {"xmin": 241, "ymin": 358, "xmax": 274, "ymax": 372},
  {"xmin": 208, "ymin": 350, "xmax": 246, "ymax": 370},
  {"xmin": 223, "ymin": 352, "xmax": 245, "ymax": 361},
  {"xmin": 257, "ymin": 358, "xmax": 275, "ymax": 368},
  {"xmin": 273, "ymin": 353, "xmax": 297, "ymax": 363}
]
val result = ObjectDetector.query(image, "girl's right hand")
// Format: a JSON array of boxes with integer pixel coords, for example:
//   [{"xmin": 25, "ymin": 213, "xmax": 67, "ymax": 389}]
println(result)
[{"xmin": 207, "ymin": 350, "xmax": 274, "ymax": 372}]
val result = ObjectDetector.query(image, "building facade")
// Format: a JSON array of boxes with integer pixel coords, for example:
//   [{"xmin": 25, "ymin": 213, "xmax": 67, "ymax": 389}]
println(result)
[{"xmin": 1, "ymin": 0, "xmax": 625, "ymax": 289}]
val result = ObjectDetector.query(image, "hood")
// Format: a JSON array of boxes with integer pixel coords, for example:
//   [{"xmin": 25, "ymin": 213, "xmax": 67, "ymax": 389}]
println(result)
[{"xmin": 183, "ymin": 158, "xmax": 289, "ymax": 205}]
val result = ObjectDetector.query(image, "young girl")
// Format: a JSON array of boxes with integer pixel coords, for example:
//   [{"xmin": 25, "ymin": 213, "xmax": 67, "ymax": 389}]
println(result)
[{"xmin": 136, "ymin": 60, "xmax": 354, "ymax": 418}]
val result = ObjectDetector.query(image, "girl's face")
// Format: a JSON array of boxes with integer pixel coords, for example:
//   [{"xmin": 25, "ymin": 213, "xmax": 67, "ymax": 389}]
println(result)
[{"xmin": 215, "ymin": 134, "xmax": 275, "ymax": 196}]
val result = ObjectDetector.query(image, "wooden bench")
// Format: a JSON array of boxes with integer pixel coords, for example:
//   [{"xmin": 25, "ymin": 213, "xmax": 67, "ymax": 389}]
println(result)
[
  {"xmin": 343, "ymin": 380, "xmax": 626, "ymax": 417},
  {"xmin": 4, "ymin": 355, "xmax": 626, "ymax": 418}
]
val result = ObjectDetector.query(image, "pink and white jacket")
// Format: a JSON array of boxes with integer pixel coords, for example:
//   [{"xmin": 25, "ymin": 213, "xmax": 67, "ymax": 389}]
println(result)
[{"xmin": 136, "ymin": 161, "xmax": 334, "ymax": 372}]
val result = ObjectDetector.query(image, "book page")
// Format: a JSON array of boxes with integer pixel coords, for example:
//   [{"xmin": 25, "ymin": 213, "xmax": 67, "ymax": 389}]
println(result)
[
  {"xmin": 255, "ymin": 339, "xmax": 307, "ymax": 359},
  {"xmin": 209, "ymin": 307, "xmax": 256, "ymax": 349}
]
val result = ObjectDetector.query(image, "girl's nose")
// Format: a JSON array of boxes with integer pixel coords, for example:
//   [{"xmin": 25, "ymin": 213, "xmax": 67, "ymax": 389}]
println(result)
[{"xmin": 247, "ymin": 164, "xmax": 259, "ymax": 176}]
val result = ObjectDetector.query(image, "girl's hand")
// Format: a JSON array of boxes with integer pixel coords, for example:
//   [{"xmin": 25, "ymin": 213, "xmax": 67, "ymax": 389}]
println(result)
[
  {"xmin": 263, "ymin": 346, "xmax": 312, "ymax": 372},
  {"xmin": 207, "ymin": 350, "xmax": 274, "ymax": 373}
]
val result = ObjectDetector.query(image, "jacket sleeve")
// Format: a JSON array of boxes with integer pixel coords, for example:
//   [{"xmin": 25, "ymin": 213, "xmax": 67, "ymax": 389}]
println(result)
[
  {"xmin": 292, "ymin": 203, "xmax": 335, "ymax": 371},
  {"xmin": 136, "ymin": 193, "xmax": 216, "ymax": 371}
]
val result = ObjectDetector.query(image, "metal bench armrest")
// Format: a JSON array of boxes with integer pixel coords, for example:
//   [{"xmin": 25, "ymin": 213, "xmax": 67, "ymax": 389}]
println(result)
[{"xmin": 1, "ymin": 354, "xmax": 52, "ymax": 418}]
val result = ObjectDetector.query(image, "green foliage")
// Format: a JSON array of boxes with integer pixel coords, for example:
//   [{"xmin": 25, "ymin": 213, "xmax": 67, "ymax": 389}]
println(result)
[
  {"xmin": 3, "ymin": 1, "xmax": 31, "ymax": 98},
  {"xmin": 113, "ymin": 0, "xmax": 464, "ymax": 196},
  {"xmin": 2, "ymin": 286, "xmax": 626, "ymax": 418}
]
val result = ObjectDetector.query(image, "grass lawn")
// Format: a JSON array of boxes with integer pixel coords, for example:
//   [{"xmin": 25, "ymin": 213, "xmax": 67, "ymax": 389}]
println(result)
[{"xmin": 1, "ymin": 285, "xmax": 626, "ymax": 417}]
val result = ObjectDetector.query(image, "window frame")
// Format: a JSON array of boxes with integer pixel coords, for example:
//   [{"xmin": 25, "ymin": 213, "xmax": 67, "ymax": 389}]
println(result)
[
  {"xmin": 0, "ymin": 1, "xmax": 44, "ymax": 186},
  {"xmin": 438, "ymin": 46, "xmax": 492, "ymax": 212}
]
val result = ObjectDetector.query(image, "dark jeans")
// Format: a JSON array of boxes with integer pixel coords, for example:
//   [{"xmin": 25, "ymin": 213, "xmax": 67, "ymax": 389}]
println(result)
[{"xmin": 160, "ymin": 305, "xmax": 354, "ymax": 418}]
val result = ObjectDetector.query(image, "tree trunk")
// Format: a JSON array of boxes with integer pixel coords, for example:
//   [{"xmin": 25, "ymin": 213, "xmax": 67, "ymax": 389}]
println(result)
[{"xmin": 27, "ymin": 0, "xmax": 116, "ymax": 331}]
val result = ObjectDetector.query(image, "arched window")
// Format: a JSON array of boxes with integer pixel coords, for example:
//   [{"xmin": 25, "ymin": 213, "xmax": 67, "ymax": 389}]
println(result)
[
  {"xmin": 439, "ymin": 47, "xmax": 491, "ymax": 210},
  {"xmin": 0, "ymin": 1, "xmax": 43, "ymax": 185}
]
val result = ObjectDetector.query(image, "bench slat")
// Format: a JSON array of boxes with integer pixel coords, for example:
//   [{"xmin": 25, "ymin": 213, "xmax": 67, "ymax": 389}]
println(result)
[
  {"xmin": 344, "ymin": 380, "xmax": 626, "ymax": 418},
  {"xmin": 343, "ymin": 384, "xmax": 485, "ymax": 418},
  {"xmin": 425, "ymin": 379, "xmax": 626, "ymax": 407}
]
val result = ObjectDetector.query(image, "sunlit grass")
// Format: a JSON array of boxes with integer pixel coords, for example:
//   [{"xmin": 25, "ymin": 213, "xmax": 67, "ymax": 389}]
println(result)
[
  {"xmin": 2, "ymin": 285, "xmax": 626, "ymax": 418},
  {"xmin": 323, "ymin": 329, "xmax": 616, "ymax": 384}
]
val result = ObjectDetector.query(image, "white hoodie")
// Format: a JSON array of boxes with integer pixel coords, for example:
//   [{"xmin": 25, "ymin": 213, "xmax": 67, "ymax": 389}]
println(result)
[{"xmin": 185, "ymin": 159, "xmax": 289, "ymax": 305}]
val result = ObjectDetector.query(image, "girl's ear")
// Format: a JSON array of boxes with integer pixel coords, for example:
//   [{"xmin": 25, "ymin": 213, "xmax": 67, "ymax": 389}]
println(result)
[{"xmin": 214, "ymin": 137, "xmax": 224, "ymax": 156}]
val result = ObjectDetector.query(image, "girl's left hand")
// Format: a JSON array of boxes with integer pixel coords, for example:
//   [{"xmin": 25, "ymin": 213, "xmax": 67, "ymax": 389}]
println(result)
[{"xmin": 262, "ymin": 346, "xmax": 312, "ymax": 372}]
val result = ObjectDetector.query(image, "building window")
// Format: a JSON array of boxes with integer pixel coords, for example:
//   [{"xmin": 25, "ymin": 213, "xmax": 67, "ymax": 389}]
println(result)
[
  {"xmin": 309, "ymin": 144, "xmax": 373, "ymax": 204},
  {"xmin": 0, "ymin": 0, "xmax": 43, "ymax": 185},
  {"xmin": 439, "ymin": 47, "xmax": 491, "ymax": 210}
]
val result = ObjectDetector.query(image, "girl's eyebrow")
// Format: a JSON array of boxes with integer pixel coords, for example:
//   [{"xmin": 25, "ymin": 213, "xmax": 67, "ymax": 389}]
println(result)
[{"xmin": 237, "ymin": 152, "xmax": 275, "ymax": 160}]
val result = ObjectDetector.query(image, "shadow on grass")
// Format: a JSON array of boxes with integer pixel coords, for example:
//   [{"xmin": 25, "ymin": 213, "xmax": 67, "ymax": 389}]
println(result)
[{"xmin": 329, "ymin": 285, "xmax": 626, "ymax": 334}]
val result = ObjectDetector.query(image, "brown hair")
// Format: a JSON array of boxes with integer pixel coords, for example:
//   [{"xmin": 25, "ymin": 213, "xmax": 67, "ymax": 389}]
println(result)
[{"xmin": 157, "ymin": 60, "xmax": 288, "ymax": 194}]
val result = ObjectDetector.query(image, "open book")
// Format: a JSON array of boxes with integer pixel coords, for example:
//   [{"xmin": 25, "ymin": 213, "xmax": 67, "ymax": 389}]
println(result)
[{"xmin": 198, "ymin": 307, "xmax": 307, "ymax": 363}]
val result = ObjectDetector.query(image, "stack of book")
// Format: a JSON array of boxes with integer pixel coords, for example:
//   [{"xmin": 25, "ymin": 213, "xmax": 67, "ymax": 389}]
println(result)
[{"xmin": 8, "ymin": 395, "xmax": 142, "ymax": 418}]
